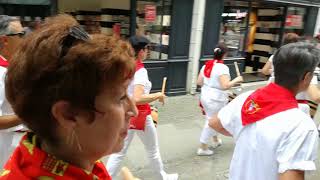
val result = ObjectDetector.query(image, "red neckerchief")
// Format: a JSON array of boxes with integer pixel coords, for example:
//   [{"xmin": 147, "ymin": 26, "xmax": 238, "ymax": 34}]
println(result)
[
  {"xmin": 129, "ymin": 59, "xmax": 151, "ymax": 131},
  {"xmin": 135, "ymin": 59, "xmax": 144, "ymax": 71},
  {"xmin": 0, "ymin": 55, "xmax": 9, "ymax": 68},
  {"xmin": 241, "ymin": 83, "xmax": 298, "ymax": 126},
  {"xmin": 203, "ymin": 59, "xmax": 224, "ymax": 78},
  {"xmin": 1, "ymin": 132, "xmax": 111, "ymax": 180}
]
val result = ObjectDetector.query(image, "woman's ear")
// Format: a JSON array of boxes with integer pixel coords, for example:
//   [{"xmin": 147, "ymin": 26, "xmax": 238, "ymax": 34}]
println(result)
[
  {"xmin": 51, "ymin": 101, "xmax": 77, "ymax": 129},
  {"xmin": 303, "ymin": 72, "xmax": 313, "ymax": 82},
  {"xmin": 301, "ymin": 71, "xmax": 313, "ymax": 90}
]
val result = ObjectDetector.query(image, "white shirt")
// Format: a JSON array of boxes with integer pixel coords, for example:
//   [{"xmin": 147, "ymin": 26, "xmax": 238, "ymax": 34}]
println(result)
[
  {"xmin": 128, "ymin": 68, "xmax": 152, "ymax": 97},
  {"xmin": 268, "ymin": 56, "xmax": 318, "ymax": 100},
  {"xmin": 0, "ymin": 66, "xmax": 23, "ymax": 132},
  {"xmin": 218, "ymin": 91, "xmax": 319, "ymax": 180},
  {"xmin": 200, "ymin": 63, "xmax": 230, "ymax": 102}
]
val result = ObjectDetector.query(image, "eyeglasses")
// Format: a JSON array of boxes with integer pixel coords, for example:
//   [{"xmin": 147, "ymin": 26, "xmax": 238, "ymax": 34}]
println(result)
[{"xmin": 5, "ymin": 31, "xmax": 25, "ymax": 38}]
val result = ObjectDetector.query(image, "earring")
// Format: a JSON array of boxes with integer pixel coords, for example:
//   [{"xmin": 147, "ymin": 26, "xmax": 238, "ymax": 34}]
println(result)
[{"xmin": 67, "ymin": 129, "xmax": 82, "ymax": 152}]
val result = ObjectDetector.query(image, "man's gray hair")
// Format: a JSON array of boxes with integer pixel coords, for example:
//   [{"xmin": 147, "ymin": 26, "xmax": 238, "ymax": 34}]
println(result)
[{"xmin": 0, "ymin": 15, "xmax": 19, "ymax": 35}]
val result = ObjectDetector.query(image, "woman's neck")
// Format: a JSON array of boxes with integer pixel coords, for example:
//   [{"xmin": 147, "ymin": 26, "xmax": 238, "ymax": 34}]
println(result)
[{"xmin": 41, "ymin": 140, "xmax": 95, "ymax": 172}]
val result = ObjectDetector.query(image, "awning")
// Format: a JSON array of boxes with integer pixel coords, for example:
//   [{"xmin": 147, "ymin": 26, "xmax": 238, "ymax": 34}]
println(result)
[
  {"xmin": 0, "ymin": 0, "xmax": 50, "ymax": 5},
  {"xmin": 265, "ymin": 0, "xmax": 320, "ymax": 7}
]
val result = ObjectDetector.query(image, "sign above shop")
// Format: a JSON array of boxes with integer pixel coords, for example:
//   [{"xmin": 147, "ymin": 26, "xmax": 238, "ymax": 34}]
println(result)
[
  {"xmin": 0, "ymin": 0, "xmax": 50, "ymax": 5},
  {"xmin": 222, "ymin": 10, "xmax": 247, "ymax": 19},
  {"xmin": 265, "ymin": 0, "xmax": 320, "ymax": 7},
  {"xmin": 145, "ymin": 5, "xmax": 157, "ymax": 22}
]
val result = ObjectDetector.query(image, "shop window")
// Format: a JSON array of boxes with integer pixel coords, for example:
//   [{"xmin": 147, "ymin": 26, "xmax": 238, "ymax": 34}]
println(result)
[
  {"xmin": 285, "ymin": 7, "xmax": 306, "ymax": 35},
  {"xmin": 220, "ymin": 6, "xmax": 249, "ymax": 58},
  {"xmin": 137, "ymin": 0, "xmax": 172, "ymax": 60}
]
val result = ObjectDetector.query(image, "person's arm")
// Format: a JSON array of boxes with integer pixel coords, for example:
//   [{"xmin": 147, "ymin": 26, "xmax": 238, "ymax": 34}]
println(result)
[
  {"xmin": 197, "ymin": 73, "xmax": 204, "ymax": 87},
  {"xmin": 208, "ymin": 114, "xmax": 232, "ymax": 136},
  {"xmin": 279, "ymin": 170, "xmax": 304, "ymax": 180},
  {"xmin": 0, "ymin": 115, "xmax": 21, "ymax": 129},
  {"xmin": 133, "ymin": 85, "xmax": 165, "ymax": 105},
  {"xmin": 261, "ymin": 61, "xmax": 272, "ymax": 76},
  {"xmin": 219, "ymin": 75, "xmax": 243, "ymax": 90},
  {"xmin": 307, "ymin": 84, "xmax": 320, "ymax": 103}
]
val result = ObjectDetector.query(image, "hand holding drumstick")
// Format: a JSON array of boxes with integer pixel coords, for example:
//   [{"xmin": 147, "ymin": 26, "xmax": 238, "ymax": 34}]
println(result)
[
  {"xmin": 233, "ymin": 62, "xmax": 244, "ymax": 84},
  {"xmin": 157, "ymin": 77, "xmax": 167, "ymax": 105}
]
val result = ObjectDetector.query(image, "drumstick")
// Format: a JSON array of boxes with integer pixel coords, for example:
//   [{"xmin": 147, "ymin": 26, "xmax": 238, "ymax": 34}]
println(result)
[
  {"xmin": 161, "ymin": 77, "xmax": 167, "ymax": 94},
  {"xmin": 234, "ymin": 62, "xmax": 241, "ymax": 77}
]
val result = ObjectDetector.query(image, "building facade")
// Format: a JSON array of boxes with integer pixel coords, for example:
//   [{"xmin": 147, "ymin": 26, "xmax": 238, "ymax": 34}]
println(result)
[{"xmin": 1, "ymin": 0, "xmax": 319, "ymax": 95}]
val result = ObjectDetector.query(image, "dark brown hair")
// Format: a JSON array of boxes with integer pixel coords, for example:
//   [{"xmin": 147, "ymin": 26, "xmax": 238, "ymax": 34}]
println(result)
[
  {"xmin": 5, "ymin": 14, "xmax": 135, "ymax": 144},
  {"xmin": 213, "ymin": 42, "xmax": 228, "ymax": 60}
]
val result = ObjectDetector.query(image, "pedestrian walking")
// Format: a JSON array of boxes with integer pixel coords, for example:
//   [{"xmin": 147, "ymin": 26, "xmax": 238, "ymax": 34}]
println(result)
[
  {"xmin": 107, "ymin": 35, "xmax": 178, "ymax": 180},
  {"xmin": 196, "ymin": 42, "xmax": 243, "ymax": 156},
  {"xmin": 210, "ymin": 42, "xmax": 319, "ymax": 180}
]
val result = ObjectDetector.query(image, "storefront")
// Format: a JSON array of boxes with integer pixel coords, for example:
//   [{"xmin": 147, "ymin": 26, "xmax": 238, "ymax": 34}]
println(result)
[
  {"xmin": 201, "ymin": 0, "xmax": 319, "ymax": 80},
  {"xmin": 1, "ymin": 0, "xmax": 319, "ymax": 95}
]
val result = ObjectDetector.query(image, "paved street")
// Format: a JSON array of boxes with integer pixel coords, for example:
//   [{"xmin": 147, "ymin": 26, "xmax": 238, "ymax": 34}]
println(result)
[{"xmin": 104, "ymin": 94, "xmax": 320, "ymax": 180}]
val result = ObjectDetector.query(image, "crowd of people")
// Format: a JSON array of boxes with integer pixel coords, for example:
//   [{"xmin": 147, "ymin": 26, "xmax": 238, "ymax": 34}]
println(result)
[{"xmin": 0, "ymin": 14, "xmax": 319, "ymax": 180}]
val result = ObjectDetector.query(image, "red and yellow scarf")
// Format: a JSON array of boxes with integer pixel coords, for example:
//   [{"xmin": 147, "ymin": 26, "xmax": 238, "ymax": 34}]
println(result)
[
  {"xmin": 241, "ymin": 83, "xmax": 298, "ymax": 126},
  {"xmin": 0, "ymin": 132, "xmax": 111, "ymax": 180}
]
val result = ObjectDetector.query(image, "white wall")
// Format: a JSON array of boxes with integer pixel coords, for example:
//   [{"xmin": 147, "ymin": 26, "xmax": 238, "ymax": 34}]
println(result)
[
  {"xmin": 58, "ymin": 0, "xmax": 103, "ymax": 13},
  {"xmin": 101, "ymin": 0, "xmax": 130, "ymax": 9},
  {"xmin": 58, "ymin": 0, "xmax": 130, "ymax": 12}
]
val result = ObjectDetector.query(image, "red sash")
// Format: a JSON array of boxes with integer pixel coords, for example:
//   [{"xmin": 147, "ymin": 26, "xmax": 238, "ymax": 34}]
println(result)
[
  {"xmin": 129, "ymin": 104, "xmax": 151, "ymax": 130},
  {"xmin": 203, "ymin": 59, "xmax": 224, "ymax": 78},
  {"xmin": 1, "ymin": 132, "xmax": 111, "ymax": 180},
  {"xmin": 0, "ymin": 55, "xmax": 9, "ymax": 68},
  {"xmin": 241, "ymin": 83, "xmax": 298, "ymax": 126},
  {"xmin": 129, "ymin": 59, "xmax": 152, "ymax": 130}
]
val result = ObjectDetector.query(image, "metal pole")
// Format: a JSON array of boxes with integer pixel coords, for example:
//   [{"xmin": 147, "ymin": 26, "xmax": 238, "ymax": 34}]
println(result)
[{"xmin": 130, "ymin": 0, "xmax": 137, "ymax": 37}]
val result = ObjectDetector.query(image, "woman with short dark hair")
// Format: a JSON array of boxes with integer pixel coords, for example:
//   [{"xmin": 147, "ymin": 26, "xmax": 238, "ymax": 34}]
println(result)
[{"xmin": 1, "ymin": 15, "xmax": 137, "ymax": 179}]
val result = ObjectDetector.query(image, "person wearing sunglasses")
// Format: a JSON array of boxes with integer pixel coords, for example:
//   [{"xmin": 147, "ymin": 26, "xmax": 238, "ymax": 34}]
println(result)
[{"xmin": 0, "ymin": 15, "xmax": 24, "ymax": 168}]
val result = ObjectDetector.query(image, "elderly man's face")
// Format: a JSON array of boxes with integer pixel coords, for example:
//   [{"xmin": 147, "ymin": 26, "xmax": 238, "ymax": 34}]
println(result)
[{"xmin": 0, "ymin": 20, "xmax": 24, "ymax": 60}]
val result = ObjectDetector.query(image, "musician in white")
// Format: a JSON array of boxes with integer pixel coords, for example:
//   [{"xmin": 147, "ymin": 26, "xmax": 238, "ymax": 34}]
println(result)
[
  {"xmin": 0, "ymin": 15, "xmax": 24, "ymax": 167},
  {"xmin": 210, "ymin": 42, "xmax": 319, "ymax": 180},
  {"xmin": 196, "ymin": 43, "xmax": 243, "ymax": 156}
]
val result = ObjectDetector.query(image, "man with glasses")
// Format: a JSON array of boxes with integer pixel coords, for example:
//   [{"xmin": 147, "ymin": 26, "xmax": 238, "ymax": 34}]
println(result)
[{"xmin": 0, "ymin": 15, "xmax": 23, "ymax": 167}]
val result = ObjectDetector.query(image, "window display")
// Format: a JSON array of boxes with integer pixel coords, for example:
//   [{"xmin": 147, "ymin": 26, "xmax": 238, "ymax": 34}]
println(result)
[
  {"xmin": 220, "ymin": 6, "xmax": 248, "ymax": 58},
  {"xmin": 285, "ymin": 7, "xmax": 306, "ymax": 35},
  {"xmin": 137, "ymin": 0, "xmax": 172, "ymax": 60}
]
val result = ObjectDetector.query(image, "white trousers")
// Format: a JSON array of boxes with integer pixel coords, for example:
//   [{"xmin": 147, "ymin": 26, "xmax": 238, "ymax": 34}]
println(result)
[
  {"xmin": 199, "ymin": 97, "xmax": 227, "ymax": 145},
  {"xmin": 0, "ymin": 131, "xmax": 23, "ymax": 168},
  {"xmin": 107, "ymin": 115, "xmax": 167, "ymax": 180}
]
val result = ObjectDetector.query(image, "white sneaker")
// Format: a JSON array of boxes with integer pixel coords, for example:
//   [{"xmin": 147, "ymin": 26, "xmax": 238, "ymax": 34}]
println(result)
[
  {"xmin": 212, "ymin": 138, "xmax": 222, "ymax": 149},
  {"xmin": 197, "ymin": 148, "xmax": 214, "ymax": 156},
  {"xmin": 165, "ymin": 173, "xmax": 179, "ymax": 180}
]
